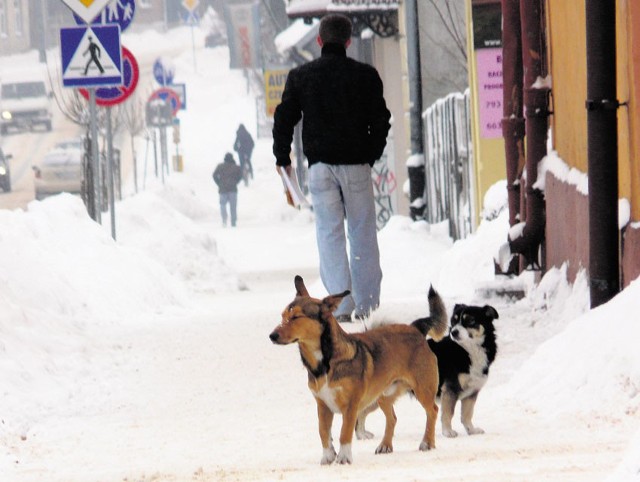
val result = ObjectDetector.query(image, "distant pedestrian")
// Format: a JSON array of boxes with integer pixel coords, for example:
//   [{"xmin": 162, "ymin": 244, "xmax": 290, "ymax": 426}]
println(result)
[
  {"xmin": 212, "ymin": 152, "xmax": 243, "ymax": 227},
  {"xmin": 233, "ymin": 123, "xmax": 255, "ymax": 185}
]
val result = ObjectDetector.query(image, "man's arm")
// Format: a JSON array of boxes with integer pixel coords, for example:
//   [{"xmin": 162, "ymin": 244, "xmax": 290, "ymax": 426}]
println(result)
[
  {"xmin": 272, "ymin": 71, "xmax": 301, "ymax": 168},
  {"xmin": 366, "ymin": 71, "xmax": 392, "ymax": 164}
]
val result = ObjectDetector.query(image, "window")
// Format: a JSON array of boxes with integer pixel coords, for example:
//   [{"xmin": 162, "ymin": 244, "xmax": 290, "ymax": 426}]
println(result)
[
  {"xmin": 13, "ymin": 0, "xmax": 22, "ymax": 36},
  {"xmin": 0, "ymin": 0, "xmax": 7, "ymax": 37}
]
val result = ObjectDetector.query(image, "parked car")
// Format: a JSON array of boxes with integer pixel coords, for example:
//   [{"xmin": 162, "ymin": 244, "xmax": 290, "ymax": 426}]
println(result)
[
  {"xmin": 0, "ymin": 147, "xmax": 12, "ymax": 192},
  {"xmin": 0, "ymin": 76, "xmax": 53, "ymax": 134},
  {"xmin": 33, "ymin": 147, "xmax": 83, "ymax": 200},
  {"xmin": 54, "ymin": 137, "xmax": 84, "ymax": 151}
]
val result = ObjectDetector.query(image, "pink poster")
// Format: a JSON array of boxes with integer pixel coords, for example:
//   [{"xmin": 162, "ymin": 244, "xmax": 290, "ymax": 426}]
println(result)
[{"xmin": 475, "ymin": 48, "xmax": 503, "ymax": 139}]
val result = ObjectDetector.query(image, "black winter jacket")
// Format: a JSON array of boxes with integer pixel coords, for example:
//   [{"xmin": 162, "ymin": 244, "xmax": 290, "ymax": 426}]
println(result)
[
  {"xmin": 272, "ymin": 43, "xmax": 391, "ymax": 168},
  {"xmin": 212, "ymin": 158, "xmax": 242, "ymax": 193}
]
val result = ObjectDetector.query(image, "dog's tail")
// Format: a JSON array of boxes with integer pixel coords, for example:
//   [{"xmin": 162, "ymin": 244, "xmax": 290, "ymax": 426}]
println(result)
[{"xmin": 411, "ymin": 285, "xmax": 448, "ymax": 341}]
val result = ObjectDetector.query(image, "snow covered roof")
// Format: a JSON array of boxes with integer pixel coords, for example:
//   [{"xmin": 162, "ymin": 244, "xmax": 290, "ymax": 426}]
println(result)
[
  {"xmin": 329, "ymin": 0, "xmax": 399, "ymax": 12},
  {"xmin": 275, "ymin": 19, "xmax": 319, "ymax": 54},
  {"xmin": 286, "ymin": 0, "xmax": 331, "ymax": 17},
  {"xmin": 286, "ymin": 0, "xmax": 399, "ymax": 18}
]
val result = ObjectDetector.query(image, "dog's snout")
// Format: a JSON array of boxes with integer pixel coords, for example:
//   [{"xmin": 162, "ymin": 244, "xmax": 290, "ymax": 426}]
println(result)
[
  {"xmin": 269, "ymin": 331, "xmax": 280, "ymax": 343},
  {"xmin": 450, "ymin": 328, "xmax": 459, "ymax": 340}
]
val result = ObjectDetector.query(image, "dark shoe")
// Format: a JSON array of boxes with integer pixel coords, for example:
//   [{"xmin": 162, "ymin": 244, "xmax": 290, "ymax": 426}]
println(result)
[{"xmin": 335, "ymin": 314, "xmax": 352, "ymax": 323}]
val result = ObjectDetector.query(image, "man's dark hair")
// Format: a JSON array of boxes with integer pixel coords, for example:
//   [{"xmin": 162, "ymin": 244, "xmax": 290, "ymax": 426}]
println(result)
[{"xmin": 319, "ymin": 14, "xmax": 352, "ymax": 45}]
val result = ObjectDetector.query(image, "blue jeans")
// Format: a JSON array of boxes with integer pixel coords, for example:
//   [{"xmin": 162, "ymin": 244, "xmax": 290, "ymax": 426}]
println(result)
[
  {"xmin": 219, "ymin": 191, "xmax": 238, "ymax": 226},
  {"xmin": 308, "ymin": 163, "xmax": 382, "ymax": 317}
]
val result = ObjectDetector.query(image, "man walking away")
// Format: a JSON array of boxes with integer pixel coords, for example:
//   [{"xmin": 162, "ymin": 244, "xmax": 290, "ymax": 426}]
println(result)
[
  {"xmin": 213, "ymin": 152, "xmax": 243, "ymax": 227},
  {"xmin": 233, "ymin": 123, "xmax": 255, "ymax": 185},
  {"xmin": 272, "ymin": 14, "xmax": 391, "ymax": 322}
]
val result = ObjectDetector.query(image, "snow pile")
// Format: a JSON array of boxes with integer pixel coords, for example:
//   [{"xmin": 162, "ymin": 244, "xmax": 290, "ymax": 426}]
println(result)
[
  {"xmin": 0, "ymin": 194, "xmax": 187, "ymax": 319},
  {"xmin": 507, "ymin": 276, "xmax": 640, "ymax": 419},
  {"xmin": 118, "ymin": 181, "xmax": 243, "ymax": 294}
]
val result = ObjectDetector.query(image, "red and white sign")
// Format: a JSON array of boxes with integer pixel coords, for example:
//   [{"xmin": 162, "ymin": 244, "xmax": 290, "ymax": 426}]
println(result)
[
  {"xmin": 149, "ymin": 88, "xmax": 182, "ymax": 117},
  {"xmin": 223, "ymin": 1, "xmax": 262, "ymax": 69},
  {"xmin": 79, "ymin": 47, "xmax": 139, "ymax": 106}
]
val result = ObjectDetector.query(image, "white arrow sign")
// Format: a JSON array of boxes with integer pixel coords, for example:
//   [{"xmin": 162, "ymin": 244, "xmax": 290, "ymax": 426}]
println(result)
[{"xmin": 60, "ymin": 0, "xmax": 112, "ymax": 24}]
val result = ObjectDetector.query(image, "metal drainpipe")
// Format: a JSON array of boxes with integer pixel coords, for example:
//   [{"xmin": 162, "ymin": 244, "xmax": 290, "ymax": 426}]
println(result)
[
  {"xmin": 507, "ymin": 0, "xmax": 549, "ymax": 270},
  {"xmin": 500, "ymin": 0, "xmax": 525, "ymax": 259},
  {"xmin": 585, "ymin": 0, "xmax": 619, "ymax": 307},
  {"xmin": 405, "ymin": 0, "xmax": 426, "ymax": 220}
]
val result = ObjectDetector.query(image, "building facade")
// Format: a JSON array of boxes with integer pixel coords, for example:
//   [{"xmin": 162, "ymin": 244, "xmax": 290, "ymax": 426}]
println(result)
[{"xmin": 0, "ymin": 0, "xmax": 30, "ymax": 56}]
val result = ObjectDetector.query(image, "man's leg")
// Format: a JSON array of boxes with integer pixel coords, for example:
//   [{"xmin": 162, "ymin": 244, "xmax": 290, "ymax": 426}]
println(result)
[
  {"xmin": 229, "ymin": 192, "xmax": 238, "ymax": 227},
  {"xmin": 308, "ymin": 163, "xmax": 355, "ymax": 317},
  {"xmin": 340, "ymin": 164, "xmax": 382, "ymax": 318},
  {"xmin": 219, "ymin": 193, "xmax": 228, "ymax": 226}
]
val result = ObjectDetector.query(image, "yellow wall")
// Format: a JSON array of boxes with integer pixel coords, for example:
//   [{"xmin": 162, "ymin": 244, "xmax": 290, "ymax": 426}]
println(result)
[
  {"xmin": 617, "ymin": 1, "xmax": 632, "ymax": 208},
  {"xmin": 547, "ymin": 0, "xmax": 588, "ymax": 173},
  {"xmin": 621, "ymin": 0, "xmax": 640, "ymax": 220},
  {"xmin": 465, "ymin": 0, "xmax": 506, "ymax": 226},
  {"xmin": 548, "ymin": 0, "xmax": 640, "ymax": 220}
]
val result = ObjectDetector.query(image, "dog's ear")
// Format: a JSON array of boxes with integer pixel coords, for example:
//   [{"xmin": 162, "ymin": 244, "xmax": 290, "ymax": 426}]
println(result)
[
  {"xmin": 484, "ymin": 305, "xmax": 499, "ymax": 319},
  {"xmin": 294, "ymin": 275, "xmax": 310, "ymax": 297},
  {"xmin": 451, "ymin": 304, "xmax": 465, "ymax": 320},
  {"xmin": 321, "ymin": 290, "xmax": 350, "ymax": 315}
]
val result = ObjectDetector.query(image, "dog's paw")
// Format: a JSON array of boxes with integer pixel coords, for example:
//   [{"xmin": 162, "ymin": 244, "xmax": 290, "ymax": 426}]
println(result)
[
  {"xmin": 443, "ymin": 428, "xmax": 458, "ymax": 438},
  {"xmin": 419, "ymin": 441, "xmax": 435, "ymax": 451},
  {"xmin": 375, "ymin": 443, "xmax": 393, "ymax": 454},
  {"xmin": 466, "ymin": 426, "xmax": 485, "ymax": 435},
  {"xmin": 320, "ymin": 447, "xmax": 337, "ymax": 465},
  {"xmin": 335, "ymin": 444, "xmax": 352, "ymax": 464},
  {"xmin": 356, "ymin": 429, "xmax": 374, "ymax": 440}
]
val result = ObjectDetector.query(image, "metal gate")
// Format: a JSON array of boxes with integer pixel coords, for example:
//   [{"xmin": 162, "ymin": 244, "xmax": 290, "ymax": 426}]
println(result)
[{"xmin": 423, "ymin": 90, "xmax": 475, "ymax": 240}]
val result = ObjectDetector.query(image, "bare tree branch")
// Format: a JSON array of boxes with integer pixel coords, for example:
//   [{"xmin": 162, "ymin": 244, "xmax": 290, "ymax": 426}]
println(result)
[{"xmin": 425, "ymin": 0, "xmax": 467, "ymax": 62}]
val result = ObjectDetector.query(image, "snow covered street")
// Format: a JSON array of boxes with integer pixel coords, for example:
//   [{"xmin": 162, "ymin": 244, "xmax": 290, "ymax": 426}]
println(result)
[{"xmin": 1, "ymin": 23, "xmax": 639, "ymax": 482}]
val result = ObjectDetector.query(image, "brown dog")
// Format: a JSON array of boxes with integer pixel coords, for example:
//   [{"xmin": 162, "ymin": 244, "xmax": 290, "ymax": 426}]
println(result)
[{"xmin": 269, "ymin": 276, "xmax": 448, "ymax": 465}]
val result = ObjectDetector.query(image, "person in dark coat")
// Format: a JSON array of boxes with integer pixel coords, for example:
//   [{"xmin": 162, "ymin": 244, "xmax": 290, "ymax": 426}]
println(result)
[
  {"xmin": 272, "ymin": 13, "xmax": 391, "ymax": 322},
  {"xmin": 233, "ymin": 123, "xmax": 255, "ymax": 182},
  {"xmin": 212, "ymin": 152, "xmax": 243, "ymax": 227}
]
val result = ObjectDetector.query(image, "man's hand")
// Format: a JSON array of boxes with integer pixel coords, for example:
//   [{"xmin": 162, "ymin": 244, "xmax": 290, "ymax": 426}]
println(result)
[
  {"xmin": 276, "ymin": 164, "xmax": 295, "ymax": 207},
  {"xmin": 276, "ymin": 164, "xmax": 293, "ymax": 177}
]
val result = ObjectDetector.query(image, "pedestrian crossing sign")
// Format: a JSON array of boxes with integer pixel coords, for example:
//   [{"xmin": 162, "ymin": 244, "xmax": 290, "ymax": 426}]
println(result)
[{"xmin": 60, "ymin": 25, "xmax": 123, "ymax": 87}]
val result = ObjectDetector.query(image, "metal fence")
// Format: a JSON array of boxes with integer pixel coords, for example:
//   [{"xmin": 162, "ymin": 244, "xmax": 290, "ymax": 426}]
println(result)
[{"xmin": 423, "ymin": 90, "xmax": 475, "ymax": 240}]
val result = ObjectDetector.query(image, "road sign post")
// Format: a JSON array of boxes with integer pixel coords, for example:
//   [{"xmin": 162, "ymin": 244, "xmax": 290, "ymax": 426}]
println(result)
[
  {"xmin": 106, "ymin": 107, "xmax": 116, "ymax": 240},
  {"xmin": 182, "ymin": 0, "xmax": 200, "ymax": 72},
  {"xmin": 89, "ymin": 88, "xmax": 101, "ymax": 223}
]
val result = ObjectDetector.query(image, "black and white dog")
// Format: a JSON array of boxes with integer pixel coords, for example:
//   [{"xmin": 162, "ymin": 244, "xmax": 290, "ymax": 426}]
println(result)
[
  {"xmin": 427, "ymin": 303, "xmax": 499, "ymax": 437},
  {"xmin": 354, "ymin": 301, "xmax": 499, "ymax": 441}
]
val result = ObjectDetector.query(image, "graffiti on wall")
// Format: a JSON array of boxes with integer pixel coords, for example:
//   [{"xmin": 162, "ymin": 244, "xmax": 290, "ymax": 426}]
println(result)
[{"xmin": 372, "ymin": 158, "xmax": 397, "ymax": 230}]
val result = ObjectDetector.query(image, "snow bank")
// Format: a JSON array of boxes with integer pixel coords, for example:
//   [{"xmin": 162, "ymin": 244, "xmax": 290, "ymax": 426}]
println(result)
[{"xmin": 506, "ymin": 276, "xmax": 640, "ymax": 419}]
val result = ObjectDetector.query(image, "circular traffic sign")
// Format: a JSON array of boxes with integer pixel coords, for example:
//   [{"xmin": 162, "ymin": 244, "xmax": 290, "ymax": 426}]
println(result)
[
  {"xmin": 149, "ymin": 87, "xmax": 181, "ymax": 116},
  {"xmin": 73, "ymin": 0, "xmax": 136, "ymax": 32},
  {"xmin": 79, "ymin": 47, "xmax": 139, "ymax": 106},
  {"xmin": 153, "ymin": 58, "xmax": 175, "ymax": 86}
]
